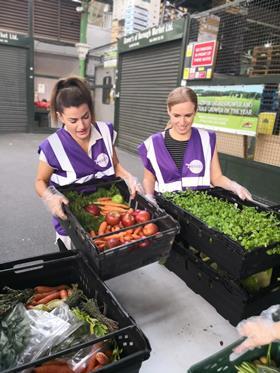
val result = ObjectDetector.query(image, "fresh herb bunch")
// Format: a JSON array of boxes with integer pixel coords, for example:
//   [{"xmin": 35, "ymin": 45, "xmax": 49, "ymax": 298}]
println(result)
[
  {"xmin": 65, "ymin": 185, "xmax": 120, "ymax": 232},
  {"xmin": 164, "ymin": 190, "xmax": 280, "ymax": 252},
  {"xmin": 0, "ymin": 286, "xmax": 34, "ymax": 319}
]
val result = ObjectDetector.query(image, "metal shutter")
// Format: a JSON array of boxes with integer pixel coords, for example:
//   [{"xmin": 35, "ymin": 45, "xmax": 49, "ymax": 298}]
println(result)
[
  {"xmin": 0, "ymin": 45, "xmax": 28, "ymax": 132},
  {"xmin": 117, "ymin": 40, "xmax": 182, "ymax": 153},
  {"xmin": 0, "ymin": 0, "xmax": 28, "ymax": 34}
]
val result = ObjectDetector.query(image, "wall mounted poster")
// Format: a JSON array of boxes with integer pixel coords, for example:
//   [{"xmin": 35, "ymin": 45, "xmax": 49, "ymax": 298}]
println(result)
[
  {"xmin": 192, "ymin": 85, "xmax": 264, "ymax": 136},
  {"xmin": 183, "ymin": 40, "xmax": 218, "ymax": 80}
]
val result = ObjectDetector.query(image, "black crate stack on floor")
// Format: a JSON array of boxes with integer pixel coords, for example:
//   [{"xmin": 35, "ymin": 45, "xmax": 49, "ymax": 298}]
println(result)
[{"xmin": 156, "ymin": 189, "xmax": 280, "ymax": 326}]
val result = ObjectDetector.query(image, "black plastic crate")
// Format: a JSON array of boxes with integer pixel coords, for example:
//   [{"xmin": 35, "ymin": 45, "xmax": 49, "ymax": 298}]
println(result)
[
  {"xmin": 0, "ymin": 251, "xmax": 151, "ymax": 372},
  {"xmin": 188, "ymin": 340, "xmax": 280, "ymax": 372},
  {"xmin": 157, "ymin": 188, "xmax": 280, "ymax": 279},
  {"xmin": 165, "ymin": 240, "xmax": 280, "ymax": 326},
  {"xmin": 58, "ymin": 178, "xmax": 180, "ymax": 280}
]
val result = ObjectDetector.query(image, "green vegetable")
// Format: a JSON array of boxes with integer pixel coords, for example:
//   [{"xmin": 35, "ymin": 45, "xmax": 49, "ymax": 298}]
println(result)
[
  {"xmin": 164, "ymin": 190, "xmax": 280, "ymax": 252},
  {"xmin": 241, "ymin": 269, "xmax": 273, "ymax": 293},
  {"xmin": 112, "ymin": 194, "xmax": 124, "ymax": 204},
  {"xmin": 72, "ymin": 307, "xmax": 108, "ymax": 337},
  {"xmin": 0, "ymin": 303, "xmax": 30, "ymax": 370},
  {"xmin": 0, "ymin": 286, "xmax": 34, "ymax": 319}
]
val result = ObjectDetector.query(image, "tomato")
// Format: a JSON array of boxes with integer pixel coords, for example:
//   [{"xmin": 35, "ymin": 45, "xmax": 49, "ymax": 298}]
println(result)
[
  {"xmin": 105, "ymin": 211, "xmax": 121, "ymax": 226},
  {"xmin": 121, "ymin": 212, "xmax": 135, "ymax": 227},
  {"xmin": 112, "ymin": 194, "xmax": 124, "ymax": 204},
  {"xmin": 135, "ymin": 210, "xmax": 151, "ymax": 223},
  {"xmin": 107, "ymin": 237, "xmax": 121, "ymax": 249},
  {"xmin": 143, "ymin": 223, "xmax": 159, "ymax": 236},
  {"xmin": 85, "ymin": 204, "xmax": 101, "ymax": 216}
]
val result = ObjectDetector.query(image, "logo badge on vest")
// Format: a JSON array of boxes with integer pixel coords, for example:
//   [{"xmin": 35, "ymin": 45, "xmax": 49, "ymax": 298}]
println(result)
[
  {"xmin": 186, "ymin": 159, "xmax": 203, "ymax": 174},
  {"xmin": 95, "ymin": 153, "xmax": 109, "ymax": 168}
]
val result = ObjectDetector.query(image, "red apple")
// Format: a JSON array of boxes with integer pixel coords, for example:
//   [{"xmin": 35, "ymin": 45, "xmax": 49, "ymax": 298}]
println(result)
[
  {"xmin": 105, "ymin": 211, "xmax": 121, "ymax": 226},
  {"xmin": 143, "ymin": 223, "xmax": 159, "ymax": 236},
  {"xmin": 135, "ymin": 210, "xmax": 151, "ymax": 223},
  {"xmin": 121, "ymin": 212, "xmax": 135, "ymax": 227},
  {"xmin": 85, "ymin": 203, "xmax": 101, "ymax": 216},
  {"xmin": 107, "ymin": 237, "xmax": 121, "ymax": 249}
]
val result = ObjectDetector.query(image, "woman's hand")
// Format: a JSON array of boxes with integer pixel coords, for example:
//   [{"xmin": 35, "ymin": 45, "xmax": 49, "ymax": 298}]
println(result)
[
  {"xmin": 125, "ymin": 175, "xmax": 144, "ymax": 198},
  {"xmin": 42, "ymin": 186, "xmax": 69, "ymax": 220},
  {"xmin": 229, "ymin": 181, "xmax": 252, "ymax": 201},
  {"xmin": 234, "ymin": 317, "xmax": 279, "ymax": 354}
]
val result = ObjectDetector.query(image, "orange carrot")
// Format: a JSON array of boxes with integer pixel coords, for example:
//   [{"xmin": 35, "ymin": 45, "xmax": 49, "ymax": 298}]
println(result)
[
  {"xmin": 36, "ymin": 291, "xmax": 61, "ymax": 304},
  {"xmin": 93, "ymin": 364, "xmax": 103, "ymax": 371},
  {"xmin": 30, "ymin": 290, "xmax": 58, "ymax": 302},
  {"xmin": 98, "ymin": 221, "xmax": 108, "ymax": 235},
  {"xmin": 96, "ymin": 201, "xmax": 129, "ymax": 209},
  {"xmin": 103, "ymin": 232, "xmax": 125, "ymax": 241},
  {"xmin": 85, "ymin": 354, "xmax": 98, "ymax": 373},
  {"xmin": 60, "ymin": 289, "xmax": 68, "ymax": 299},
  {"xmin": 95, "ymin": 352, "xmax": 110, "ymax": 365},
  {"xmin": 34, "ymin": 285, "xmax": 68, "ymax": 293},
  {"xmin": 97, "ymin": 197, "xmax": 112, "ymax": 202},
  {"xmin": 133, "ymin": 227, "xmax": 142, "ymax": 235}
]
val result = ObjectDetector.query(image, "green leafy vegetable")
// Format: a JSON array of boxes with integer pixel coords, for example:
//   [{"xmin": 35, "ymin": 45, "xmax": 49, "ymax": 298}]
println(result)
[{"xmin": 164, "ymin": 190, "xmax": 280, "ymax": 252}]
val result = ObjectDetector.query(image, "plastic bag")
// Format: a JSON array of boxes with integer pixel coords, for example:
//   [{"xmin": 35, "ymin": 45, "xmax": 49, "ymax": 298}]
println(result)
[
  {"xmin": 0, "ymin": 303, "xmax": 31, "ymax": 370},
  {"xmin": 17, "ymin": 303, "xmax": 83, "ymax": 365}
]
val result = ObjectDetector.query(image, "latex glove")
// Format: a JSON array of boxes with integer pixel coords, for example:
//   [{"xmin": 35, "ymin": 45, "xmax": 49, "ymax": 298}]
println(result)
[
  {"xmin": 145, "ymin": 193, "xmax": 158, "ymax": 206},
  {"xmin": 233, "ymin": 317, "xmax": 279, "ymax": 354},
  {"xmin": 229, "ymin": 180, "xmax": 252, "ymax": 201},
  {"xmin": 42, "ymin": 186, "xmax": 69, "ymax": 220},
  {"xmin": 125, "ymin": 175, "xmax": 144, "ymax": 198}
]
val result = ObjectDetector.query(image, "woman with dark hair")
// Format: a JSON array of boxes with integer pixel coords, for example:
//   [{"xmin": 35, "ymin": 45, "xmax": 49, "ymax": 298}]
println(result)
[
  {"xmin": 138, "ymin": 86, "xmax": 252, "ymax": 200},
  {"xmin": 35, "ymin": 76, "xmax": 139, "ymax": 250}
]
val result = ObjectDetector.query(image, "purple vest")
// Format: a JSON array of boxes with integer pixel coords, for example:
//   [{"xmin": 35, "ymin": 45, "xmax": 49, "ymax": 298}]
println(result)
[
  {"xmin": 39, "ymin": 122, "xmax": 116, "ymax": 235},
  {"xmin": 138, "ymin": 127, "xmax": 216, "ymax": 192}
]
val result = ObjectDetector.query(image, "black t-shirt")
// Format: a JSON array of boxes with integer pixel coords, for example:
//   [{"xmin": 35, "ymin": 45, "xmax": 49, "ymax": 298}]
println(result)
[{"xmin": 164, "ymin": 129, "xmax": 189, "ymax": 171}]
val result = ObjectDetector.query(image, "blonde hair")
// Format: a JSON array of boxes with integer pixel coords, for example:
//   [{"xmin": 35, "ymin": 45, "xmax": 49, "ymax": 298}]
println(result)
[
  {"xmin": 167, "ymin": 86, "xmax": 198, "ymax": 111},
  {"xmin": 50, "ymin": 76, "xmax": 94, "ymax": 126}
]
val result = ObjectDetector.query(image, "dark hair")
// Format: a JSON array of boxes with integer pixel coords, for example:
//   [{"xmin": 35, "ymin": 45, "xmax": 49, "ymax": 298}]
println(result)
[
  {"xmin": 50, "ymin": 76, "xmax": 94, "ymax": 125},
  {"xmin": 167, "ymin": 87, "xmax": 198, "ymax": 111}
]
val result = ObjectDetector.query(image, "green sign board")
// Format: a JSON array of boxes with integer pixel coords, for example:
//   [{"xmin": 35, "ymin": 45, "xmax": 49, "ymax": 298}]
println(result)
[
  {"xmin": 118, "ymin": 18, "xmax": 185, "ymax": 53},
  {"xmin": 0, "ymin": 30, "xmax": 31, "ymax": 46},
  {"xmin": 191, "ymin": 85, "xmax": 264, "ymax": 136}
]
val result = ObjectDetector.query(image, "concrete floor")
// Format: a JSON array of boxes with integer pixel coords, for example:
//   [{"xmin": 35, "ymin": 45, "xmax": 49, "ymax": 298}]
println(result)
[{"xmin": 0, "ymin": 132, "xmax": 239, "ymax": 372}]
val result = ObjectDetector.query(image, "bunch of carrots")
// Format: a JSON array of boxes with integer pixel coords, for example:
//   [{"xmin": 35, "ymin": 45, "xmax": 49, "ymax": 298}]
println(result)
[
  {"xmin": 92, "ymin": 224, "xmax": 148, "ymax": 252},
  {"xmin": 95, "ymin": 197, "xmax": 129, "ymax": 215},
  {"xmin": 26, "ymin": 285, "xmax": 71, "ymax": 308}
]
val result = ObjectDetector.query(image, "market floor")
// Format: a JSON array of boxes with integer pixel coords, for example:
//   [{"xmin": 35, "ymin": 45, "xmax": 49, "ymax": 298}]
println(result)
[{"xmin": 0, "ymin": 132, "xmax": 238, "ymax": 373}]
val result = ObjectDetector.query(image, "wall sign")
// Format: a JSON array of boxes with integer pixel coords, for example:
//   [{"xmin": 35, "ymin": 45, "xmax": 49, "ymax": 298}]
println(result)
[
  {"xmin": 192, "ymin": 85, "xmax": 264, "ymax": 136},
  {"xmin": 183, "ymin": 40, "xmax": 218, "ymax": 80}
]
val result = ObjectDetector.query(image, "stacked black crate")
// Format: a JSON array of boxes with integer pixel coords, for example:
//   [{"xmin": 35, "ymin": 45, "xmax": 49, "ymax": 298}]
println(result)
[{"xmin": 156, "ymin": 189, "xmax": 280, "ymax": 326}]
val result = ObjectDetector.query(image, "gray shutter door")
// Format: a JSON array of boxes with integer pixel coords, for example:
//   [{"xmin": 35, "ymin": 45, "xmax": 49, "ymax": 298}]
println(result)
[
  {"xmin": 117, "ymin": 40, "xmax": 182, "ymax": 153},
  {"xmin": 0, "ymin": 45, "xmax": 28, "ymax": 132}
]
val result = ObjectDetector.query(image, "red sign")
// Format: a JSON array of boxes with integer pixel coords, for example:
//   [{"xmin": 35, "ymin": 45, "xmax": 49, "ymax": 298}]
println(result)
[{"xmin": 191, "ymin": 41, "xmax": 217, "ymax": 67}]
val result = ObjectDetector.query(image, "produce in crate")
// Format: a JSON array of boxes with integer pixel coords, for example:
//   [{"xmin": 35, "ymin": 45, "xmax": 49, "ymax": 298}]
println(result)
[
  {"xmin": 66, "ymin": 187, "xmax": 159, "ymax": 252},
  {"xmin": 163, "ymin": 190, "xmax": 280, "ymax": 252}
]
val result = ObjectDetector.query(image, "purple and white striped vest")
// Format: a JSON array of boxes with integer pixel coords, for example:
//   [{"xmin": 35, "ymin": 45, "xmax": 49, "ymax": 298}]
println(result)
[{"xmin": 138, "ymin": 127, "xmax": 216, "ymax": 192}]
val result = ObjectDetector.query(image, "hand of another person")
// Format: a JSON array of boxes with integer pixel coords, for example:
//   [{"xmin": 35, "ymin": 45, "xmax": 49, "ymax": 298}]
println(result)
[
  {"xmin": 229, "ymin": 180, "xmax": 252, "ymax": 201},
  {"xmin": 233, "ymin": 317, "xmax": 278, "ymax": 354},
  {"xmin": 145, "ymin": 193, "xmax": 158, "ymax": 206},
  {"xmin": 125, "ymin": 175, "xmax": 144, "ymax": 198},
  {"xmin": 42, "ymin": 186, "xmax": 69, "ymax": 220}
]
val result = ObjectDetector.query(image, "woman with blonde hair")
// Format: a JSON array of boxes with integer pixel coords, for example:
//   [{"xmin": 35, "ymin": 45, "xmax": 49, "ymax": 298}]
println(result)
[{"xmin": 138, "ymin": 86, "xmax": 252, "ymax": 200}]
